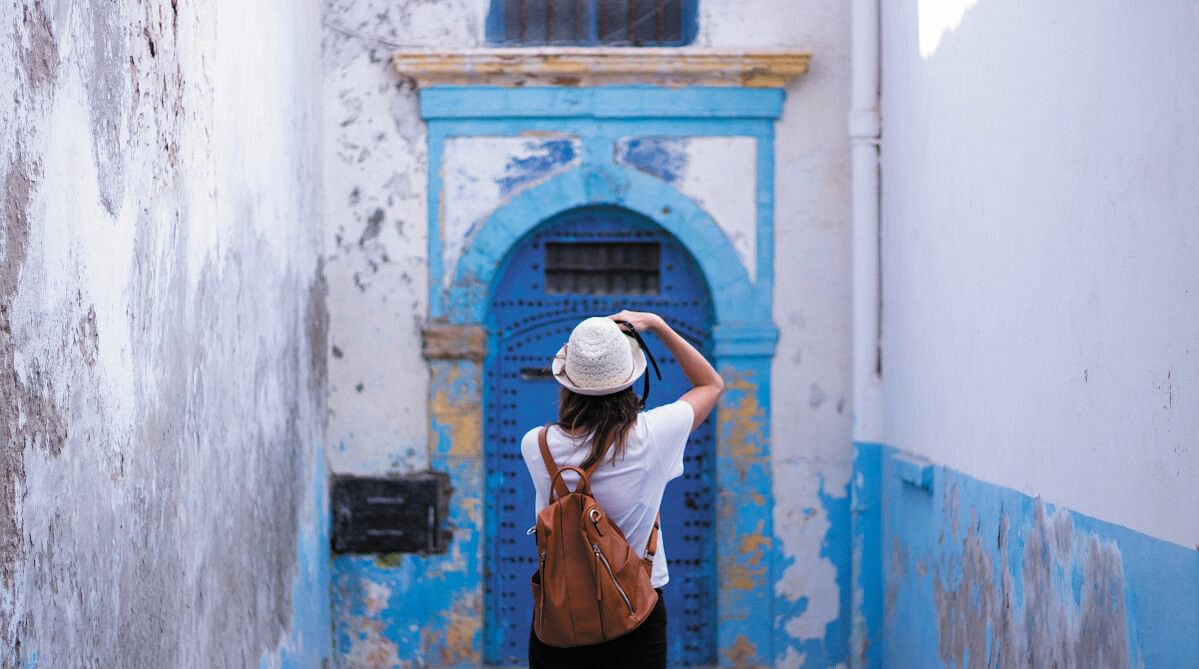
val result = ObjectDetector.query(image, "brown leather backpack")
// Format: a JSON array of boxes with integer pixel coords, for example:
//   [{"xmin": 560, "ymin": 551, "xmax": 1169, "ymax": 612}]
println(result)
[{"xmin": 530, "ymin": 427, "xmax": 660, "ymax": 647}]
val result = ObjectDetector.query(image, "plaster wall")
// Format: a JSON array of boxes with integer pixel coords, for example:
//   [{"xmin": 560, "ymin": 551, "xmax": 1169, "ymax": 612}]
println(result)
[
  {"xmin": 322, "ymin": 0, "xmax": 487, "ymax": 476},
  {"xmin": 880, "ymin": 0, "xmax": 1199, "ymax": 549},
  {"xmin": 720, "ymin": 5, "xmax": 857, "ymax": 666},
  {"xmin": 2, "ymin": 1, "xmax": 329, "ymax": 665},
  {"xmin": 322, "ymin": 1, "xmax": 855, "ymax": 666}
]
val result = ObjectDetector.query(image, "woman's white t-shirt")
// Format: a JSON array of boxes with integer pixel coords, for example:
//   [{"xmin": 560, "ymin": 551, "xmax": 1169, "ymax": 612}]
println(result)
[{"xmin": 520, "ymin": 400, "xmax": 694, "ymax": 589}]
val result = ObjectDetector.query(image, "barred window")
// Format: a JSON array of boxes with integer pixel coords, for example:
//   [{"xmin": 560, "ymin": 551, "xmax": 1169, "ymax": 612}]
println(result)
[
  {"xmin": 544, "ymin": 242, "xmax": 661, "ymax": 295},
  {"xmin": 487, "ymin": 0, "xmax": 697, "ymax": 47}
]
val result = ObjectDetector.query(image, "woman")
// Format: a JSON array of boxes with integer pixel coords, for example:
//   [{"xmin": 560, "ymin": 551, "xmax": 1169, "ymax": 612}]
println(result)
[{"xmin": 520, "ymin": 310, "xmax": 724, "ymax": 669}]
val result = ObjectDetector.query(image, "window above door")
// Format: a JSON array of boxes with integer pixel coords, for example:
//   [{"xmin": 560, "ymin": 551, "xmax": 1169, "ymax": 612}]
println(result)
[{"xmin": 486, "ymin": 0, "xmax": 698, "ymax": 47}]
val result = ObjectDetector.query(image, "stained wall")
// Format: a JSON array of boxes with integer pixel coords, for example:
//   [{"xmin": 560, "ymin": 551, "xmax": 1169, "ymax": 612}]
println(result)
[{"xmin": 1, "ymin": 1, "xmax": 330, "ymax": 665}]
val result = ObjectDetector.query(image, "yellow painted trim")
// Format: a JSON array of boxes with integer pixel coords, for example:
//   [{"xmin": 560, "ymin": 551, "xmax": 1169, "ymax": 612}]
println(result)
[{"xmin": 392, "ymin": 48, "xmax": 811, "ymax": 88}]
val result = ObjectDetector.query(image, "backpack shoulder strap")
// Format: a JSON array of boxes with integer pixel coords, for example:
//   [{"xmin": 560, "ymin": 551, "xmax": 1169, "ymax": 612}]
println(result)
[
  {"xmin": 582, "ymin": 439, "xmax": 612, "ymax": 478},
  {"xmin": 538, "ymin": 427, "xmax": 571, "ymax": 501},
  {"xmin": 646, "ymin": 513, "xmax": 660, "ymax": 557},
  {"xmin": 544, "ymin": 425, "xmax": 659, "ymax": 558}
]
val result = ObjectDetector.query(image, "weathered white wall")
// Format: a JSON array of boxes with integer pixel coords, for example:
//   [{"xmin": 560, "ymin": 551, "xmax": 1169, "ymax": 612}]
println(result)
[
  {"xmin": 880, "ymin": 0, "xmax": 1199, "ymax": 547},
  {"xmin": 700, "ymin": 2, "xmax": 856, "ymax": 663},
  {"xmin": 322, "ymin": 0, "xmax": 488, "ymax": 475},
  {"xmin": 615, "ymin": 135, "xmax": 761, "ymax": 280},
  {"xmin": 2, "ymin": 1, "xmax": 329, "ymax": 665}
]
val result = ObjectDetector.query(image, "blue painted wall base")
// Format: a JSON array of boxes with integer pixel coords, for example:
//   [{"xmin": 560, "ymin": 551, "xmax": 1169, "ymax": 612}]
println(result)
[
  {"xmin": 260, "ymin": 453, "xmax": 334, "ymax": 669},
  {"xmin": 854, "ymin": 442, "xmax": 1199, "ymax": 668}
]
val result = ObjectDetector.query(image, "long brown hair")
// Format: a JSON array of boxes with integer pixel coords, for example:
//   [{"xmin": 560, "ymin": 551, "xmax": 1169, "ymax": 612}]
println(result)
[{"xmin": 556, "ymin": 387, "xmax": 641, "ymax": 470}]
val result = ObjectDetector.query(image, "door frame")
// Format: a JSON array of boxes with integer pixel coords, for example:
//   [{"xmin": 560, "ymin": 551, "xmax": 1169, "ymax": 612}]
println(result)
[{"xmin": 419, "ymin": 87, "xmax": 782, "ymax": 667}]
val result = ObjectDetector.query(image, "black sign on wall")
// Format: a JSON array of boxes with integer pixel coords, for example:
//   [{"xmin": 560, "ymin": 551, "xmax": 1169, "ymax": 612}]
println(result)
[{"xmin": 331, "ymin": 472, "xmax": 452, "ymax": 554}]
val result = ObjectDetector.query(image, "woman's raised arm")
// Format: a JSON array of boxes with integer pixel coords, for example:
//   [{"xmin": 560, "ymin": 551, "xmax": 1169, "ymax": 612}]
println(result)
[{"xmin": 609, "ymin": 310, "xmax": 724, "ymax": 432}]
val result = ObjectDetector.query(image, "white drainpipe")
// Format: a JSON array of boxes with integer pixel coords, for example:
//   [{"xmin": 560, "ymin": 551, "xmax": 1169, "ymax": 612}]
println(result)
[
  {"xmin": 849, "ymin": 3, "xmax": 883, "ymax": 662},
  {"xmin": 850, "ymin": 0, "xmax": 884, "ymax": 446}
]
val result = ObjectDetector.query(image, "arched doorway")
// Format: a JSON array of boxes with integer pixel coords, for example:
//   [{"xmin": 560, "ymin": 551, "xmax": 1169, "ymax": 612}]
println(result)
[{"xmin": 483, "ymin": 206, "xmax": 717, "ymax": 666}]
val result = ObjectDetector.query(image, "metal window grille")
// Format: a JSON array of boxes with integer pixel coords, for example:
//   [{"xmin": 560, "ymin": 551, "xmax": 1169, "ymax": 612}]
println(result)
[
  {"xmin": 489, "ymin": 0, "xmax": 695, "ymax": 46},
  {"xmin": 545, "ymin": 241, "xmax": 661, "ymax": 294}
]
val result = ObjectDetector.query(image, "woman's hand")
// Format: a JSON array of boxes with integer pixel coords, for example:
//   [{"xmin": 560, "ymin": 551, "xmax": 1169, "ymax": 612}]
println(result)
[
  {"xmin": 608, "ymin": 310, "xmax": 663, "ymax": 334},
  {"xmin": 612, "ymin": 309, "xmax": 722, "ymax": 431}
]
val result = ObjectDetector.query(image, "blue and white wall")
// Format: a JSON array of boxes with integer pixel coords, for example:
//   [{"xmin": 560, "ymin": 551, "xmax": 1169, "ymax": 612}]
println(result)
[
  {"xmin": 869, "ymin": 1, "xmax": 1199, "ymax": 666},
  {"xmin": 321, "ymin": 1, "xmax": 857, "ymax": 666},
  {"xmin": 318, "ymin": 1, "xmax": 1198, "ymax": 667}
]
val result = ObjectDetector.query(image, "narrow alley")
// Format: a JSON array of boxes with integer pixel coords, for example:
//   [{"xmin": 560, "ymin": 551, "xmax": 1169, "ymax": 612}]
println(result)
[{"xmin": 2, "ymin": 1, "xmax": 1196, "ymax": 667}]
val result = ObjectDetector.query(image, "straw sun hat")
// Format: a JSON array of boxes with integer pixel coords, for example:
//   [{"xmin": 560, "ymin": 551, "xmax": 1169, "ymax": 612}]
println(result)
[{"xmin": 551, "ymin": 317, "xmax": 647, "ymax": 396}]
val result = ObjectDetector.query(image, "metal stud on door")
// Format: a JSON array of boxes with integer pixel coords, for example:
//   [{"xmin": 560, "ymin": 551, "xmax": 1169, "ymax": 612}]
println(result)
[{"xmin": 483, "ymin": 206, "xmax": 716, "ymax": 666}]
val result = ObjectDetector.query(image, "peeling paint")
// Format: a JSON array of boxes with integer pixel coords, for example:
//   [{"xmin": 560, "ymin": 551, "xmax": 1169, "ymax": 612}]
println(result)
[
  {"xmin": 873, "ymin": 443, "xmax": 1199, "ymax": 668},
  {"xmin": 774, "ymin": 466, "xmax": 852, "ymax": 667},
  {"xmin": 615, "ymin": 135, "xmax": 759, "ymax": 281},
  {"xmin": 617, "ymin": 136, "xmax": 689, "ymax": 182},
  {"xmin": 440, "ymin": 135, "xmax": 583, "ymax": 295},
  {"xmin": 338, "ymin": 575, "xmax": 401, "ymax": 669},
  {"xmin": 931, "ymin": 500, "xmax": 1130, "ymax": 669},
  {"xmin": 722, "ymin": 634, "xmax": 762, "ymax": 668},
  {"xmin": 422, "ymin": 592, "xmax": 482, "ymax": 667},
  {"xmin": 429, "ymin": 361, "xmax": 482, "ymax": 458},
  {"xmin": 333, "ymin": 359, "xmax": 485, "ymax": 667},
  {"xmin": 323, "ymin": 30, "xmax": 432, "ymax": 476},
  {"xmin": 712, "ymin": 359, "xmax": 777, "ymax": 666},
  {"xmin": 720, "ymin": 368, "xmax": 769, "ymax": 483},
  {"xmin": 3, "ymin": 0, "xmax": 63, "ymax": 610},
  {"xmin": 80, "ymin": 0, "xmax": 129, "ymax": 215},
  {"xmin": 333, "ymin": 474, "xmax": 484, "ymax": 666},
  {"xmin": 497, "ymin": 138, "xmax": 577, "ymax": 194}
]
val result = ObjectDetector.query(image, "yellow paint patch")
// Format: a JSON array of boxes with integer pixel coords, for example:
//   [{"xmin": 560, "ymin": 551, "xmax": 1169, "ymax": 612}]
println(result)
[
  {"xmin": 422, "ymin": 592, "xmax": 482, "ymax": 666},
  {"xmin": 344, "ymin": 612, "xmax": 400, "ymax": 668},
  {"xmin": 740, "ymin": 522, "xmax": 771, "ymax": 565},
  {"xmin": 718, "ymin": 368, "xmax": 767, "ymax": 483},
  {"xmin": 460, "ymin": 492, "xmax": 483, "ymax": 526},
  {"xmin": 356, "ymin": 629, "xmax": 399, "ymax": 669},
  {"xmin": 430, "ymin": 362, "xmax": 483, "ymax": 457},
  {"xmin": 444, "ymin": 602, "xmax": 482, "ymax": 664},
  {"xmin": 722, "ymin": 634, "xmax": 763, "ymax": 668},
  {"xmin": 720, "ymin": 556, "xmax": 767, "ymax": 590},
  {"xmin": 393, "ymin": 48, "xmax": 812, "ymax": 89},
  {"xmin": 720, "ymin": 523, "xmax": 770, "ymax": 590}
]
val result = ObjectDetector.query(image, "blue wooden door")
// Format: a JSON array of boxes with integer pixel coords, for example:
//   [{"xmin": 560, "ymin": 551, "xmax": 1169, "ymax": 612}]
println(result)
[{"xmin": 484, "ymin": 206, "xmax": 716, "ymax": 666}]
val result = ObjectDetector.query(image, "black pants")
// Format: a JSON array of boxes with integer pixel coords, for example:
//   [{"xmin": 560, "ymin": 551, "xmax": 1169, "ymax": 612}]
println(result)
[{"xmin": 529, "ymin": 588, "xmax": 667, "ymax": 669}]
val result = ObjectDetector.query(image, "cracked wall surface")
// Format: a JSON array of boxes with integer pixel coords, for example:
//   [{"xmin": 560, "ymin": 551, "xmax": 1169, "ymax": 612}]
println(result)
[{"xmin": 2, "ymin": 0, "xmax": 329, "ymax": 665}]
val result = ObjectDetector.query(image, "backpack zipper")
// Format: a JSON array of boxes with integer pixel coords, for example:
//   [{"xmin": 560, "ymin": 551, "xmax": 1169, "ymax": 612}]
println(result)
[
  {"xmin": 592, "ymin": 543, "xmax": 635, "ymax": 614},
  {"xmin": 538, "ymin": 551, "xmax": 546, "ymax": 632}
]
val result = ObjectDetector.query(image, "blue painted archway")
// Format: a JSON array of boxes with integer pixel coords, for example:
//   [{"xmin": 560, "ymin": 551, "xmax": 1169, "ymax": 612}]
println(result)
[
  {"xmin": 410, "ymin": 86, "xmax": 785, "ymax": 667},
  {"xmin": 430, "ymin": 161, "xmax": 780, "ymax": 663},
  {"xmin": 446, "ymin": 163, "xmax": 760, "ymax": 327}
]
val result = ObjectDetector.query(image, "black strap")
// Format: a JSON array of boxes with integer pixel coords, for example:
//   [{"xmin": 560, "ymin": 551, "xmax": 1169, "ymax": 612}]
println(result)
[{"xmin": 613, "ymin": 319, "xmax": 662, "ymax": 408}]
